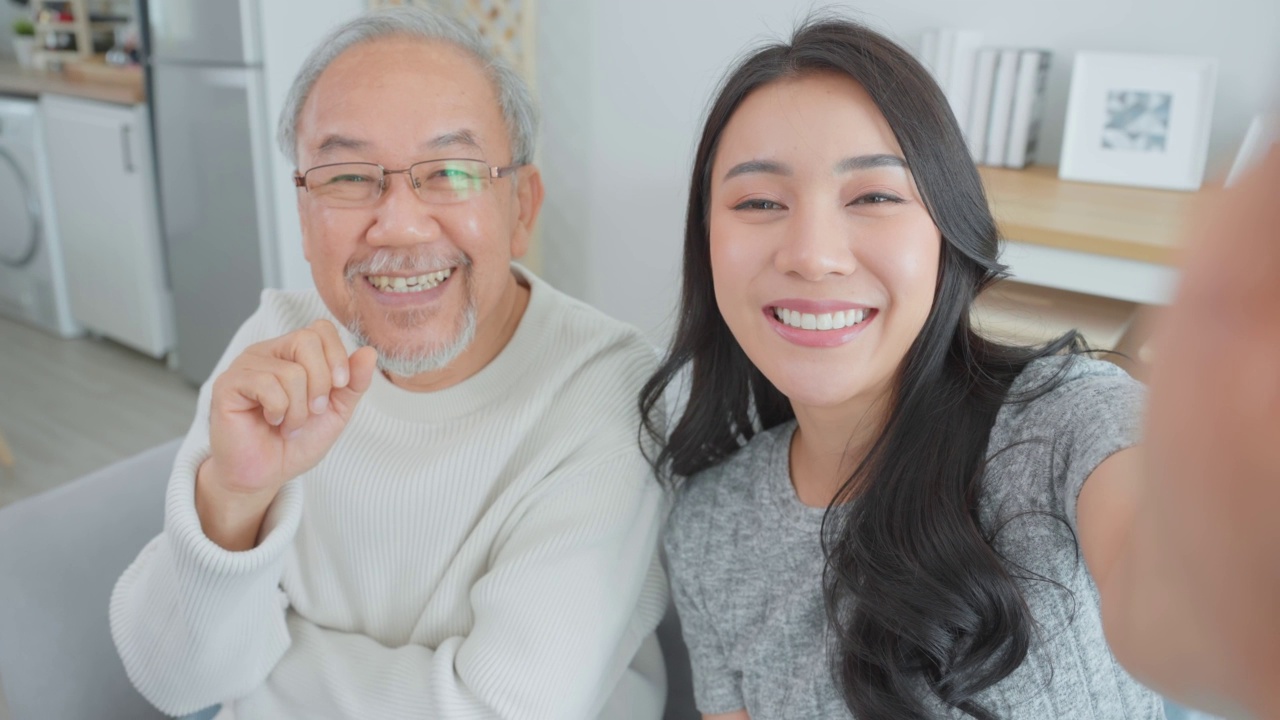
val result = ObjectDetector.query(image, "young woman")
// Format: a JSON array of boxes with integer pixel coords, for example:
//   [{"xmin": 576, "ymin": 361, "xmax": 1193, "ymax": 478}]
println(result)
[{"xmin": 642, "ymin": 17, "xmax": 1175, "ymax": 720}]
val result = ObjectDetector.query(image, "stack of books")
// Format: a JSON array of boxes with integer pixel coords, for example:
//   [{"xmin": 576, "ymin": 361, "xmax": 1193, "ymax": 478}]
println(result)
[{"xmin": 918, "ymin": 29, "xmax": 1052, "ymax": 169}]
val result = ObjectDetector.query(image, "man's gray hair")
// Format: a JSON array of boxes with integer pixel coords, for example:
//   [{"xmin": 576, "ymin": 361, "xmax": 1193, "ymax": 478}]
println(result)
[{"xmin": 277, "ymin": 6, "xmax": 537, "ymax": 168}]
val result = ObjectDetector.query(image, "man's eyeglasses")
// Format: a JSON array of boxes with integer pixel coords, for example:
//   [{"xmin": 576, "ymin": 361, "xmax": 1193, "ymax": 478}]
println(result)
[{"xmin": 293, "ymin": 159, "xmax": 521, "ymax": 207}]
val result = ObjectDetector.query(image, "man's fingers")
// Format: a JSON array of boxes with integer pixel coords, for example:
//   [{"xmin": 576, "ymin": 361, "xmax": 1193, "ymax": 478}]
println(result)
[
  {"xmin": 223, "ymin": 326, "xmax": 372, "ymax": 433},
  {"xmin": 330, "ymin": 346, "xmax": 379, "ymax": 418},
  {"xmin": 310, "ymin": 320, "xmax": 354, "ymax": 390},
  {"xmin": 348, "ymin": 346, "xmax": 378, "ymax": 393},
  {"xmin": 278, "ymin": 326, "xmax": 338, "ymax": 418},
  {"xmin": 239, "ymin": 354, "xmax": 311, "ymax": 433},
  {"xmin": 215, "ymin": 366, "xmax": 291, "ymax": 427}
]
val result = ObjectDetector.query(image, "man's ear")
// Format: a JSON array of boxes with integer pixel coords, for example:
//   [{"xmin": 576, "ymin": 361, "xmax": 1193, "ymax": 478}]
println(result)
[{"xmin": 509, "ymin": 165, "xmax": 544, "ymax": 260}]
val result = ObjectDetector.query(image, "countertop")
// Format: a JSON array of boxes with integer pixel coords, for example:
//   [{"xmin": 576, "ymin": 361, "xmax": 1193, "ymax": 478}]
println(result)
[{"xmin": 0, "ymin": 60, "xmax": 144, "ymax": 105}]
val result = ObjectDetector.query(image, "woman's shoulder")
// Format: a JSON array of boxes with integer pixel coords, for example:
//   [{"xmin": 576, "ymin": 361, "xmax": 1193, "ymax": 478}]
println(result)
[
  {"xmin": 981, "ymin": 354, "xmax": 1146, "ymax": 534},
  {"xmin": 664, "ymin": 422, "xmax": 793, "ymax": 562},
  {"xmin": 998, "ymin": 354, "xmax": 1144, "ymax": 432}
]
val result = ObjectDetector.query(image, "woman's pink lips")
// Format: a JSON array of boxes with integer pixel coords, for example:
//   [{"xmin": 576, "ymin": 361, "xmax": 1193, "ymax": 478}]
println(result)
[{"xmin": 763, "ymin": 305, "xmax": 877, "ymax": 348}]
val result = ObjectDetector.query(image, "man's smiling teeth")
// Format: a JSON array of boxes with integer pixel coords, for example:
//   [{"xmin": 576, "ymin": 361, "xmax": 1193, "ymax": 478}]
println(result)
[
  {"xmin": 367, "ymin": 268, "xmax": 452, "ymax": 293},
  {"xmin": 772, "ymin": 307, "xmax": 869, "ymax": 330}
]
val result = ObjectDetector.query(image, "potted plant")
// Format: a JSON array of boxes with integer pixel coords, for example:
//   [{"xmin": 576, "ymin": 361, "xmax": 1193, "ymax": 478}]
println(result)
[{"xmin": 12, "ymin": 17, "xmax": 36, "ymax": 68}]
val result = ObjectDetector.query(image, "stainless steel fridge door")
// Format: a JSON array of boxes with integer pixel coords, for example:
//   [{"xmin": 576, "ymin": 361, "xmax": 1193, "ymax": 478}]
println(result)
[
  {"xmin": 148, "ymin": 0, "xmax": 261, "ymax": 65},
  {"xmin": 153, "ymin": 63, "xmax": 268, "ymax": 385}
]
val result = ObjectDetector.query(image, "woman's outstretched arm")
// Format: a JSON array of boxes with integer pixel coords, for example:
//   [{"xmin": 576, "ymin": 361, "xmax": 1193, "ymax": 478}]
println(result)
[{"xmin": 1077, "ymin": 145, "xmax": 1280, "ymax": 720}]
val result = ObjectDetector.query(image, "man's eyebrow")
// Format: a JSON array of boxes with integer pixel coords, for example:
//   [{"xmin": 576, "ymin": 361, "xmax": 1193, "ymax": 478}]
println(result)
[
  {"xmin": 315, "ymin": 135, "xmax": 368, "ymax": 157},
  {"xmin": 723, "ymin": 159, "xmax": 791, "ymax": 182},
  {"xmin": 834, "ymin": 154, "xmax": 907, "ymax": 173},
  {"xmin": 423, "ymin": 129, "xmax": 482, "ymax": 153},
  {"xmin": 311, "ymin": 130, "xmax": 483, "ymax": 161}
]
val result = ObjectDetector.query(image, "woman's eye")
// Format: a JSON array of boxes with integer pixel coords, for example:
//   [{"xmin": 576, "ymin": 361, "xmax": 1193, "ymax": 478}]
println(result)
[
  {"xmin": 850, "ymin": 193, "xmax": 903, "ymax": 205},
  {"xmin": 733, "ymin": 198, "xmax": 784, "ymax": 211}
]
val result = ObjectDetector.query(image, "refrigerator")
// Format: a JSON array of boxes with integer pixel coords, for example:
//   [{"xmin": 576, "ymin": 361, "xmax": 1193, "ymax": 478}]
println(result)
[{"xmin": 143, "ymin": 0, "xmax": 363, "ymax": 385}]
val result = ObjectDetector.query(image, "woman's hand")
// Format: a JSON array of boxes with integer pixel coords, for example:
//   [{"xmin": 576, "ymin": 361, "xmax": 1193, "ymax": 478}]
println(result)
[{"xmin": 1141, "ymin": 145, "xmax": 1280, "ymax": 716}]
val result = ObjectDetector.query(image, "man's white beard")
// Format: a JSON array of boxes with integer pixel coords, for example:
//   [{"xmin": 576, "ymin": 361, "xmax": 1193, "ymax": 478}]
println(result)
[{"xmin": 343, "ymin": 248, "xmax": 478, "ymax": 378}]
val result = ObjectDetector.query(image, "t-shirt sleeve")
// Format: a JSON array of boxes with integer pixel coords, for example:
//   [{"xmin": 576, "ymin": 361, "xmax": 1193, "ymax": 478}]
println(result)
[
  {"xmin": 663, "ymin": 486, "xmax": 745, "ymax": 715},
  {"xmin": 1001, "ymin": 358, "xmax": 1146, "ymax": 536}
]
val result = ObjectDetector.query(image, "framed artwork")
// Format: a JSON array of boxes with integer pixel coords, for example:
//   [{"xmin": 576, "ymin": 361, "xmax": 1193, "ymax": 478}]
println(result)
[{"xmin": 1059, "ymin": 52, "xmax": 1217, "ymax": 191}]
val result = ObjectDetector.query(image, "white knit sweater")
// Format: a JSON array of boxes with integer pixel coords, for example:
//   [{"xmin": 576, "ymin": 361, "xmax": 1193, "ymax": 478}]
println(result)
[{"xmin": 110, "ymin": 268, "xmax": 669, "ymax": 720}]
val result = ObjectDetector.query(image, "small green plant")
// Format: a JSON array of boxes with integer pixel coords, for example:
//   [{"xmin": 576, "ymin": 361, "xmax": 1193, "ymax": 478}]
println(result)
[{"xmin": 12, "ymin": 18, "xmax": 35, "ymax": 37}]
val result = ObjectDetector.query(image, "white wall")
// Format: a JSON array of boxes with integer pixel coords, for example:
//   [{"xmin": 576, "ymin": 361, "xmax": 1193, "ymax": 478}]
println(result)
[
  {"xmin": 535, "ymin": 0, "xmax": 1280, "ymax": 343},
  {"xmin": 260, "ymin": 0, "xmax": 366, "ymax": 292}
]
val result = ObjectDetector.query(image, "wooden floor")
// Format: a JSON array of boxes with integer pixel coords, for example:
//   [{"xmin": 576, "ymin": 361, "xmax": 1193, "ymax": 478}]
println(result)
[{"xmin": 0, "ymin": 314, "xmax": 198, "ymax": 509}]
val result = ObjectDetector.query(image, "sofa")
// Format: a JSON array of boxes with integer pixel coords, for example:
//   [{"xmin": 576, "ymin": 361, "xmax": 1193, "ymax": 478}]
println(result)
[
  {"xmin": 0, "ymin": 439, "xmax": 700, "ymax": 720},
  {"xmin": 0, "ymin": 441, "xmax": 1210, "ymax": 720}
]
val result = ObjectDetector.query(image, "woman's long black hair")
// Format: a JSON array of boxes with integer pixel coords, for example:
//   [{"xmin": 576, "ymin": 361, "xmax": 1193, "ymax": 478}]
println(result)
[{"xmin": 639, "ymin": 16, "xmax": 1083, "ymax": 720}]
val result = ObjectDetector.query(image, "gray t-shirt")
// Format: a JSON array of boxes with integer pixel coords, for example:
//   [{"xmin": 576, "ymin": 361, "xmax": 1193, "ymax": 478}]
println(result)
[{"xmin": 664, "ymin": 357, "xmax": 1163, "ymax": 719}]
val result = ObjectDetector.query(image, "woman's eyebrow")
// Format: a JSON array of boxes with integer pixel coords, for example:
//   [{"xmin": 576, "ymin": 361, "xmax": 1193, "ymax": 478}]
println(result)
[
  {"xmin": 723, "ymin": 154, "xmax": 907, "ymax": 182},
  {"xmin": 833, "ymin": 154, "xmax": 906, "ymax": 173},
  {"xmin": 723, "ymin": 159, "xmax": 791, "ymax": 182}
]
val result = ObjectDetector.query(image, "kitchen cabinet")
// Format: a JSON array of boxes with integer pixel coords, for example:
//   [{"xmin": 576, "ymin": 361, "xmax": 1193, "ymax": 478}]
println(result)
[{"xmin": 40, "ymin": 93, "xmax": 171, "ymax": 358}]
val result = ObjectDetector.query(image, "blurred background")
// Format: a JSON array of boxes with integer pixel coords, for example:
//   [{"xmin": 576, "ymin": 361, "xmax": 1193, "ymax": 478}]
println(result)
[{"xmin": 0, "ymin": 0, "xmax": 1276, "ymax": 499}]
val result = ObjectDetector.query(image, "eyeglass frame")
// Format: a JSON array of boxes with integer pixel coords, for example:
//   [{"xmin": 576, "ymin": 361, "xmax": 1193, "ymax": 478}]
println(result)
[{"xmin": 291, "ymin": 159, "xmax": 523, "ymax": 204}]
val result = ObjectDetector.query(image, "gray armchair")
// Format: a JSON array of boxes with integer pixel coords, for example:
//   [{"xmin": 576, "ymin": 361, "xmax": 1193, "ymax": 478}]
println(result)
[
  {"xmin": 0, "ymin": 439, "xmax": 179, "ymax": 720},
  {"xmin": 0, "ymin": 439, "xmax": 697, "ymax": 720}
]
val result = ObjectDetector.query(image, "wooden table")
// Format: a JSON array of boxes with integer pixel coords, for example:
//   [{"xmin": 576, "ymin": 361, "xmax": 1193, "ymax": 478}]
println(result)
[
  {"xmin": 974, "ymin": 165, "xmax": 1213, "ymax": 371},
  {"xmin": 979, "ymin": 165, "xmax": 1205, "ymax": 305}
]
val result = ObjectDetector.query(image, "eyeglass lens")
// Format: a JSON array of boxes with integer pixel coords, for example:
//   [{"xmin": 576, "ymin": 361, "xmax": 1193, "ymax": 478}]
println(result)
[{"xmin": 303, "ymin": 160, "xmax": 491, "ymax": 206}]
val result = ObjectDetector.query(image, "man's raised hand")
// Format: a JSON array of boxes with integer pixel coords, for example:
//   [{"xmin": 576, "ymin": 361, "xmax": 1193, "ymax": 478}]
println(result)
[{"xmin": 196, "ymin": 320, "xmax": 378, "ymax": 550}]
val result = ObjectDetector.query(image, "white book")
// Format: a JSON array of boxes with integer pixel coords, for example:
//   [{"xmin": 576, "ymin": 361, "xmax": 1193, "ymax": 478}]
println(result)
[
  {"xmin": 944, "ymin": 30, "xmax": 984, "ymax": 142},
  {"xmin": 965, "ymin": 48, "xmax": 1000, "ymax": 162},
  {"xmin": 1005, "ymin": 50, "xmax": 1052, "ymax": 168},
  {"xmin": 983, "ymin": 48, "xmax": 1022, "ymax": 166},
  {"xmin": 919, "ymin": 30, "xmax": 939, "ymax": 75}
]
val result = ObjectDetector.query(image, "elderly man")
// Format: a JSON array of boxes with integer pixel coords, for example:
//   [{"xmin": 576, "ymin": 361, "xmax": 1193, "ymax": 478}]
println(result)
[{"xmin": 110, "ymin": 7, "xmax": 666, "ymax": 719}]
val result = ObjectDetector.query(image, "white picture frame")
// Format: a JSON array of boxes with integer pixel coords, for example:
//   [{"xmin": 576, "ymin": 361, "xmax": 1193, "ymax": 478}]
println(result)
[{"xmin": 1059, "ymin": 52, "xmax": 1217, "ymax": 191}]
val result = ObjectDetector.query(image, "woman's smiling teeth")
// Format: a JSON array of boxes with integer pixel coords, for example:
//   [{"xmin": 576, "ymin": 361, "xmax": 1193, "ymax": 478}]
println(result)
[
  {"xmin": 367, "ymin": 268, "xmax": 452, "ymax": 293},
  {"xmin": 772, "ymin": 306, "xmax": 869, "ymax": 330}
]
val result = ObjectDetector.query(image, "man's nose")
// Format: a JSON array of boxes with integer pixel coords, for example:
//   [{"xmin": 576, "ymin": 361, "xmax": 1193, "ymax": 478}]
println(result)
[
  {"xmin": 774, "ymin": 203, "xmax": 858, "ymax": 281},
  {"xmin": 364, "ymin": 171, "xmax": 442, "ymax": 246}
]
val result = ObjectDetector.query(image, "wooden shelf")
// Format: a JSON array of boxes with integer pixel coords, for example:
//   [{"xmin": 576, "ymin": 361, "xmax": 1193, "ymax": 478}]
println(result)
[
  {"xmin": 32, "ymin": 0, "xmax": 98, "ymax": 67},
  {"xmin": 978, "ymin": 164, "xmax": 1211, "ymax": 266},
  {"xmin": 37, "ymin": 20, "xmax": 119, "ymax": 29}
]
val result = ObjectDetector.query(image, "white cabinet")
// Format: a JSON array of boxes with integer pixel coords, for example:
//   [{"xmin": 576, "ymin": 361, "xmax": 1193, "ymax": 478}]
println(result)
[{"xmin": 40, "ymin": 94, "xmax": 171, "ymax": 358}]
